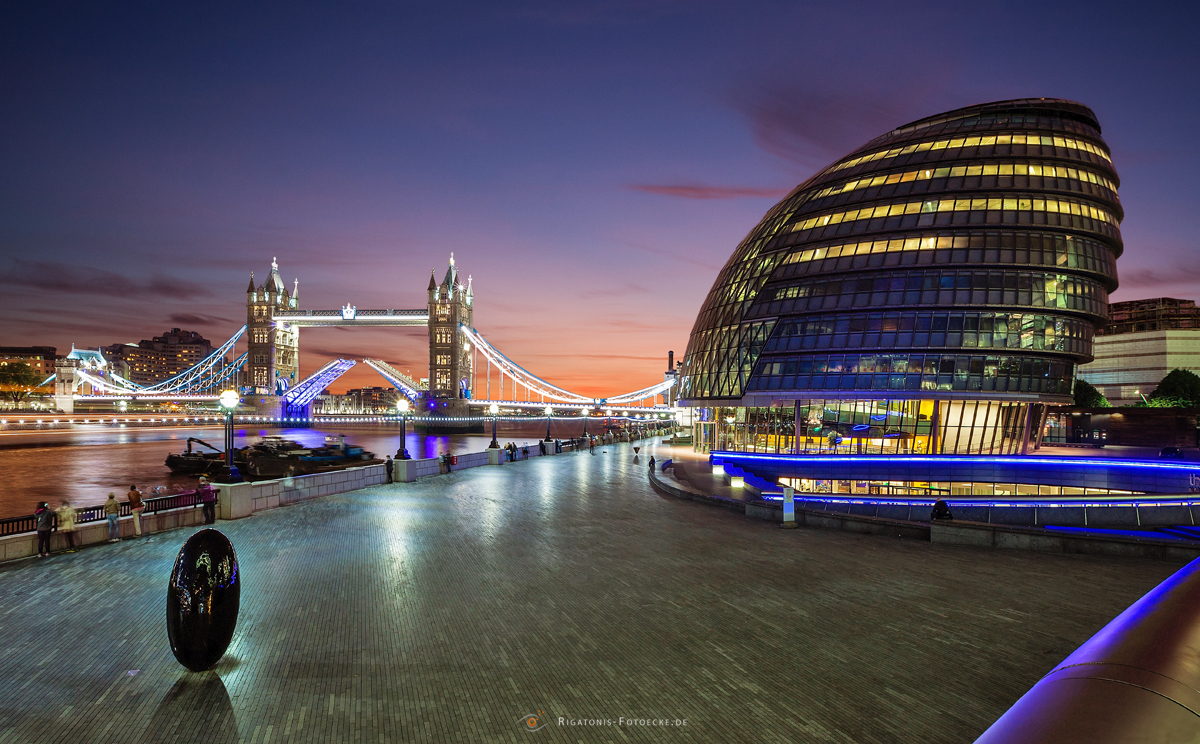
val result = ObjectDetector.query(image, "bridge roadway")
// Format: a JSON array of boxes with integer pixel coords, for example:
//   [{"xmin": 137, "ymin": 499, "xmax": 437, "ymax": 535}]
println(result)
[{"xmin": 0, "ymin": 441, "xmax": 1183, "ymax": 743}]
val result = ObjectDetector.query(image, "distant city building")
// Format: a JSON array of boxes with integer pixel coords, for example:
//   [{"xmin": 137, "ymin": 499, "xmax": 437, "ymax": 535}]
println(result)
[
  {"xmin": 679, "ymin": 98, "xmax": 1121, "ymax": 455},
  {"xmin": 1078, "ymin": 298, "xmax": 1200, "ymax": 405},
  {"xmin": 103, "ymin": 329, "xmax": 217, "ymax": 386},
  {"xmin": 0, "ymin": 346, "xmax": 58, "ymax": 377}
]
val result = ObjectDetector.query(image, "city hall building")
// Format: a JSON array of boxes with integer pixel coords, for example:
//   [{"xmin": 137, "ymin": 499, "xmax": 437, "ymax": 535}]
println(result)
[{"xmin": 680, "ymin": 99, "xmax": 1122, "ymax": 455}]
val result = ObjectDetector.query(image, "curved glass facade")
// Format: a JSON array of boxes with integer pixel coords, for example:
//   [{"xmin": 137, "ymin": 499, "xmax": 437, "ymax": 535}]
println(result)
[{"xmin": 681, "ymin": 98, "xmax": 1121, "ymax": 454}]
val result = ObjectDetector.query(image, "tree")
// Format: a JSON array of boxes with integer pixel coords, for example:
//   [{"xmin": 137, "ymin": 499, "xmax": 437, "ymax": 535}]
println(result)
[
  {"xmin": 0, "ymin": 362, "xmax": 46, "ymax": 406},
  {"xmin": 1149, "ymin": 369, "xmax": 1200, "ymax": 407},
  {"xmin": 1072, "ymin": 379, "xmax": 1110, "ymax": 408}
]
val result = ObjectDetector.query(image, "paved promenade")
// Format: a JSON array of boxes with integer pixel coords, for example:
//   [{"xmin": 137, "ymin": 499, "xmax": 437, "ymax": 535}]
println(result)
[{"xmin": 0, "ymin": 441, "xmax": 1185, "ymax": 743}]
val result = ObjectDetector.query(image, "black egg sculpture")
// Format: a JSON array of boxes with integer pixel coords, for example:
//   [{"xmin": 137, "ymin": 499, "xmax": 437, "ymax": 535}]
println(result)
[{"xmin": 166, "ymin": 528, "xmax": 240, "ymax": 672}]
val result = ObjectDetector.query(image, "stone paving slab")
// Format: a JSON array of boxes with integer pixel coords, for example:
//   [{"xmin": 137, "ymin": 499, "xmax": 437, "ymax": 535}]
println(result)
[{"xmin": 0, "ymin": 441, "xmax": 1184, "ymax": 743}]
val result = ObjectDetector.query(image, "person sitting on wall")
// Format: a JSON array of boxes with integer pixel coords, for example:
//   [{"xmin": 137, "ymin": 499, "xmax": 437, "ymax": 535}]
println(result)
[{"xmin": 931, "ymin": 499, "xmax": 954, "ymax": 521}]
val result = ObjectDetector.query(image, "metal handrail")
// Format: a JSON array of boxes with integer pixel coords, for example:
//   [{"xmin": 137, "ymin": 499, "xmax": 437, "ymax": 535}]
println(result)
[{"xmin": 0, "ymin": 489, "xmax": 203, "ymax": 538}]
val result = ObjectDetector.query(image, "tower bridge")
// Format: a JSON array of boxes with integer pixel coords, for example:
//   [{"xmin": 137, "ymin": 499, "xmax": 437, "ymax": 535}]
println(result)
[{"xmin": 54, "ymin": 255, "xmax": 679, "ymax": 422}]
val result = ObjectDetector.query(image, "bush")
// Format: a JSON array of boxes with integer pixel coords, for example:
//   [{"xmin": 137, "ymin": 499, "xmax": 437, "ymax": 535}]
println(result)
[
  {"xmin": 1140, "ymin": 396, "xmax": 1194, "ymax": 408},
  {"xmin": 1149, "ymin": 369, "xmax": 1200, "ymax": 407},
  {"xmin": 1072, "ymin": 379, "xmax": 1110, "ymax": 408}
]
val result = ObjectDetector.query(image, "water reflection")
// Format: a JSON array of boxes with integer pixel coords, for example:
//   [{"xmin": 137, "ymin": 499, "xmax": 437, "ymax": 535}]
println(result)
[
  {"xmin": 0, "ymin": 423, "xmax": 572, "ymax": 519},
  {"xmin": 140, "ymin": 672, "xmax": 237, "ymax": 744}
]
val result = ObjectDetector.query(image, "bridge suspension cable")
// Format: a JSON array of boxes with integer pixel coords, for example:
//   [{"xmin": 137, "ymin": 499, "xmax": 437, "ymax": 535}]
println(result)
[
  {"xmin": 463, "ymin": 327, "xmax": 678, "ymax": 407},
  {"xmin": 602, "ymin": 378, "xmax": 677, "ymax": 405},
  {"xmin": 76, "ymin": 326, "xmax": 249, "ymax": 397},
  {"xmin": 132, "ymin": 326, "xmax": 248, "ymax": 394},
  {"xmin": 461, "ymin": 327, "xmax": 594, "ymax": 405}
]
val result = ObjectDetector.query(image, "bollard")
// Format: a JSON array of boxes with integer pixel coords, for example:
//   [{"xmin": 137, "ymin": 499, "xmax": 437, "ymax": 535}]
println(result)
[{"xmin": 780, "ymin": 486, "xmax": 797, "ymax": 529}]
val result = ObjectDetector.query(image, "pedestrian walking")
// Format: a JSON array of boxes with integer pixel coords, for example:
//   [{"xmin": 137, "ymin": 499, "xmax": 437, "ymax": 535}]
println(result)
[
  {"xmin": 35, "ymin": 502, "xmax": 53, "ymax": 557},
  {"xmin": 104, "ymin": 492, "xmax": 121, "ymax": 542},
  {"xmin": 385, "ymin": 456, "xmax": 394, "ymax": 483},
  {"xmin": 56, "ymin": 500, "xmax": 78, "ymax": 552},
  {"xmin": 198, "ymin": 479, "xmax": 217, "ymax": 524},
  {"xmin": 127, "ymin": 485, "xmax": 145, "ymax": 536},
  {"xmin": 522, "ymin": 444, "xmax": 529, "ymax": 460},
  {"xmin": 649, "ymin": 456, "xmax": 656, "ymax": 471}
]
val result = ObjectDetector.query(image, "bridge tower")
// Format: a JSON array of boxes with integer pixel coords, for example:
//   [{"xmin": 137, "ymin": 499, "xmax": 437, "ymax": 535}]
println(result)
[
  {"xmin": 245, "ymin": 258, "xmax": 300, "ymax": 395},
  {"xmin": 427, "ymin": 254, "xmax": 474, "ymax": 400}
]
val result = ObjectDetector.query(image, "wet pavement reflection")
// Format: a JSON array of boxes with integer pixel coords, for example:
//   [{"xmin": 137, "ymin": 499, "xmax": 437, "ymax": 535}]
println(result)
[
  {"xmin": 1, "ymin": 437, "xmax": 1168, "ymax": 743},
  {"xmin": 140, "ymin": 674, "xmax": 237, "ymax": 744}
]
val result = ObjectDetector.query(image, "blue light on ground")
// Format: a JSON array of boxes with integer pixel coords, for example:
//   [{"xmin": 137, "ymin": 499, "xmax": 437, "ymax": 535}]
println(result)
[{"xmin": 1043, "ymin": 525, "xmax": 1197, "ymax": 541}]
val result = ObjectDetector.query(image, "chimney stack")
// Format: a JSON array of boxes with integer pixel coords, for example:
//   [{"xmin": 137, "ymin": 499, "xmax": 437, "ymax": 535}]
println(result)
[{"xmin": 667, "ymin": 350, "xmax": 674, "ymax": 373}]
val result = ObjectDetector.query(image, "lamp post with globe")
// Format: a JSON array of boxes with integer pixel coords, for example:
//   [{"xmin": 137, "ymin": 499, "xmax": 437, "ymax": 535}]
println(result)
[
  {"xmin": 218, "ymin": 390, "xmax": 242, "ymax": 482},
  {"xmin": 488, "ymin": 402, "xmax": 500, "ymax": 449},
  {"xmin": 544, "ymin": 406, "xmax": 553, "ymax": 441},
  {"xmin": 397, "ymin": 399, "xmax": 411, "ymax": 459},
  {"xmin": 580, "ymin": 407, "xmax": 588, "ymax": 438}
]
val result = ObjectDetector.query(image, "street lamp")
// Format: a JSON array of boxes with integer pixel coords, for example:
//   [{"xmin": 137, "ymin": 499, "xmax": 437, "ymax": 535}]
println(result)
[
  {"xmin": 580, "ymin": 406, "xmax": 588, "ymax": 437},
  {"xmin": 397, "ymin": 398, "xmax": 411, "ymax": 459},
  {"xmin": 218, "ymin": 390, "xmax": 242, "ymax": 482},
  {"xmin": 488, "ymin": 402, "xmax": 500, "ymax": 448},
  {"xmin": 544, "ymin": 405, "xmax": 553, "ymax": 441}
]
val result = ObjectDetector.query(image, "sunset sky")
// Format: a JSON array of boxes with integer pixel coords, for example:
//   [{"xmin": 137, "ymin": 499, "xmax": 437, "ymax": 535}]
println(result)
[{"xmin": 2, "ymin": 1, "xmax": 1197, "ymax": 395}]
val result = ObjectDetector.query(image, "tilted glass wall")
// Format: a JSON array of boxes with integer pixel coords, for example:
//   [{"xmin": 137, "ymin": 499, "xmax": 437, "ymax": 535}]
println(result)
[
  {"xmin": 693, "ymin": 399, "xmax": 1040, "ymax": 455},
  {"xmin": 681, "ymin": 99, "xmax": 1121, "ymax": 456}
]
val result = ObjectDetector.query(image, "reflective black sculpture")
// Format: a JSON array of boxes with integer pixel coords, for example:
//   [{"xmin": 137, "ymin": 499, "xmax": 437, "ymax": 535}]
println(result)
[{"xmin": 166, "ymin": 528, "xmax": 240, "ymax": 672}]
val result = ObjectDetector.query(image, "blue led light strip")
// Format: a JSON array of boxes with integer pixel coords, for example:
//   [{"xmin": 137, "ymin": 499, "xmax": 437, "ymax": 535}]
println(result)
[{"xmin": 758, "ymin": 493, "xmax": 1200, "ymax": 509}]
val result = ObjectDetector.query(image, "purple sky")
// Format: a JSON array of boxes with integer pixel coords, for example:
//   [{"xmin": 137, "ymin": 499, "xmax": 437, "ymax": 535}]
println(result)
[{"xmin": 2, "ymin": 1, "xmax": 1197, "ymax": 395}]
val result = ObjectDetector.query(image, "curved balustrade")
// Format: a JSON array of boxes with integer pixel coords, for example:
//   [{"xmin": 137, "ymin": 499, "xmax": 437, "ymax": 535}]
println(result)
[{"xmin": 976, "ymin": 557, "xmax": 1200, "ymax": 742}]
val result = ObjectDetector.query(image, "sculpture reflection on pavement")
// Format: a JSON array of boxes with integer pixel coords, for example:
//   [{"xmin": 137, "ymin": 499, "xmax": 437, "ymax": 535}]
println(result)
[
  {"xmin": 141, "ymin": 672, "xmax": 239, "ymax": 744},
  {"xmin": 166, "ymin": 528, "xmax": 241, "ymax": 672}
]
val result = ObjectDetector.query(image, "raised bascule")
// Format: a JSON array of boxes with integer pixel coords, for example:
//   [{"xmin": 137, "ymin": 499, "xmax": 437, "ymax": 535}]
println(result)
[{"xmin": 52, "ymin": 255, "xmax": 678, "ymax": 424}]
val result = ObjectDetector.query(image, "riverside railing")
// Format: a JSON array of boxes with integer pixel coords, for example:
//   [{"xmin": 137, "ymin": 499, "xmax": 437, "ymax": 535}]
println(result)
[{"xmin": 0, "ymin": 489, "xmax": 203, "ymax": 537}]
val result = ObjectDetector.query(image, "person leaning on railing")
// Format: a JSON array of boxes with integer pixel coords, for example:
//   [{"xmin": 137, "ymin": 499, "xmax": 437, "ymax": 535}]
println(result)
[
  {"xmin": 104, "ymin": 493, "xmax": 121, "ymax": 542},
  {"xmin": 55, "ymin": 500, "xmax": 78, "ymax": 553},
  {"xmin": 127, "ymin": 485, "xmax": 145, "ymax": 537},
  {"xmin": 197, "ymin": 476, "xmax": 217, "ymax": 524},
  {"xmin": 35, "ymin": 502, "xmax": 53, "ymax": 557}
]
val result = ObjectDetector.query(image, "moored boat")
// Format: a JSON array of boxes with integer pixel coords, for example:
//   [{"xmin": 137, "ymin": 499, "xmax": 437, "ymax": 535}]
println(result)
[
  {"xmin": 242, "ymin": 435, "xmax": 381, "ymax": 479},
  {"xmin": 165, "ymin": 438, "xmax": 230, "ymax": 475}
]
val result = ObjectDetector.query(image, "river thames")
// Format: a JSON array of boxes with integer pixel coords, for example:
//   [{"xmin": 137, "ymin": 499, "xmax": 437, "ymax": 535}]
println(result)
[{"xmin": 0, "ymin": 420, "xmax": 600, "ymax": 519}]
